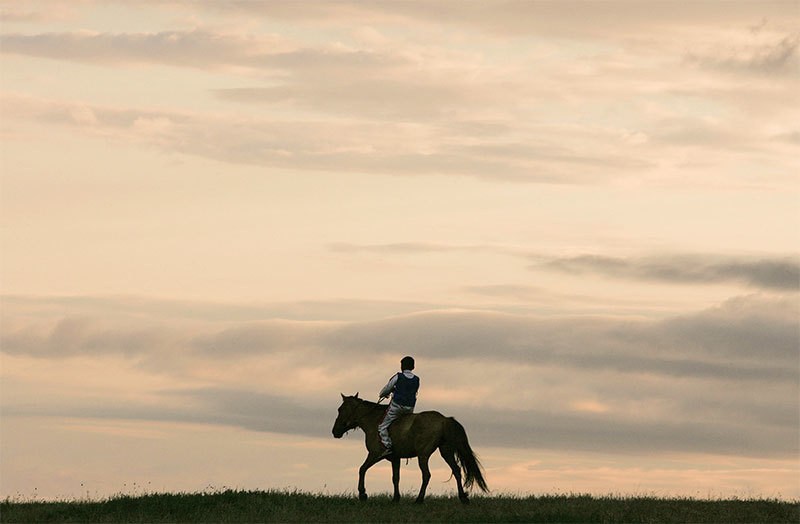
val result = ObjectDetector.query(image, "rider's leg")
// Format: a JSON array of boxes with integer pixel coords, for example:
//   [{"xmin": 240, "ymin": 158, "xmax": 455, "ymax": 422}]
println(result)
[{"xmin": 378, "ymin": 402, "xmax": 402, "ymax": 450}]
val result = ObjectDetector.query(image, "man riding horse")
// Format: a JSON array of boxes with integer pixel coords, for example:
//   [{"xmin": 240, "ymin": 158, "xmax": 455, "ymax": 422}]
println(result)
[
  {"xmin": 377, "ymin": 356, "xmax": 419, "ymax": 459},
  {"xmin": 332, "ymin": 356, "xmax": 487, "ymax": 504}
]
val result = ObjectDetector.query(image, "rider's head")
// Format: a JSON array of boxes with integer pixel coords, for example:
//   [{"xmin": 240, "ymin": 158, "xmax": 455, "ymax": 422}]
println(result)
[{"xmin": 401, "ymin": 356, "xmax": 415, "ymax": 371}]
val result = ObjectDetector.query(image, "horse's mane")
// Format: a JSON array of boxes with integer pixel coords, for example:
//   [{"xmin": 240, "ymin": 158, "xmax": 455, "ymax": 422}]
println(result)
[{"xmin": 357, "ymin": 398, "xmax": 389, "ymax": 411}]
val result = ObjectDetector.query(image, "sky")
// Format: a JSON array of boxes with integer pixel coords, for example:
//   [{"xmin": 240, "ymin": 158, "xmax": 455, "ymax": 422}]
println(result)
[{"xmin": 1, "ymin": 0, "xmax": 798, "ymax": 501}]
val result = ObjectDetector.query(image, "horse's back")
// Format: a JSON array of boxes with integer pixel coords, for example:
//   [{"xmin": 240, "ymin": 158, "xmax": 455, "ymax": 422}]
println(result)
[
  {"xmin": 389, "ymin": 411, "xmax": 448, "ymax": 458},
  {"xmin": 391, "ymin": 410, "xmax": 447, "ymax": 432}
]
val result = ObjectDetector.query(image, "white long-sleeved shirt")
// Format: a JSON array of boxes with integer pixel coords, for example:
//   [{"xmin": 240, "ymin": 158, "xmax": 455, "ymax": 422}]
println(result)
[{"xmin": 379, "ymin": 369, "xmax": 416, "ymax": 403}]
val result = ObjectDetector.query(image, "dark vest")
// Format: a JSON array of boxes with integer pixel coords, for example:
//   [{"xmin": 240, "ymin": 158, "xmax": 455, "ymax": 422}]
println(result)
[{"xmin": 392, "ymin": 373, "xmax": 419, "ymax": 407}]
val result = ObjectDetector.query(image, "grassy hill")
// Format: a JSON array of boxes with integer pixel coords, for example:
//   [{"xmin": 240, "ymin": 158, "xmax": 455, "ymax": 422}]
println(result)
[{"xmin": 2, "ymin": 489, "xmax": 797, "ymax": 523}]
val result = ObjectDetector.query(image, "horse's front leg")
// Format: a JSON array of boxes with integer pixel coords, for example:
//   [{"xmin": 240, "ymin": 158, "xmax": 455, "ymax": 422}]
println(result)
[
  {"xmin": 358, "ymin": 454, "xmax": 381, "ymax": 501},
  {"xmin": 391, "ymin": 458, "xmax": 401, "ymax": 502}
]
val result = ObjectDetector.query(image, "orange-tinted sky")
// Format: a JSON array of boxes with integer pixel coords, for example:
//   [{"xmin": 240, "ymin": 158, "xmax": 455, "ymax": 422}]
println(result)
[{"xmin": 1, "ymin": 0, "xmax": 798, "ymax": 500}]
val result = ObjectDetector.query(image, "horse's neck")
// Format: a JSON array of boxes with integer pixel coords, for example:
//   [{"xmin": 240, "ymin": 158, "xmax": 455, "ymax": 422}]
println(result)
[{"xmin": 355, "ymin": 402, "xmax": 385, "ymax": 431}]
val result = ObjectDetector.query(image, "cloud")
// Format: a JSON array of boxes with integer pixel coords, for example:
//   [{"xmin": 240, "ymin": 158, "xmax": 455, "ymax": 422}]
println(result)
[
  {"xmin": 0, "ymin": 8, "xmax": 50, "ymax": 23},
  {"xmin": 6, "ymin": 383, "xmax": 796, "ymax": 459},
  {"xmin": 686, "ymin": 33, "xmax": 800, "ymax": 75},
  {"xmin": 773, "ymin": 130, "xmax": 800, "ymax": 145},
  {"xmin": 646, "ymin": 118, "xmax": 755, "ymax": 150},
  {"xmin": 3, "ymin": 293, "xmax": 797, "ymax": 459},
  {"xmin": 539, "ymin": 254, "xmax": 800, "ymax": 291},
  {"xmin": 3, "ymin": 15, "xmax": 796, "ymax": 185},
  {"xmin": 4, "ymin": 7, "xmax": 797, "ymax": 153},
  {"xmin": 0, "ymin": 30, "xmax": 295, "ymax": 69},
  {"xmin": 320, "ymin": 297, "xmax": 798, "ymax": 381},
  {"xmin": 180, "ymin": 1, "xmax": 800, "ymax": 41},
  {"xmin": 214, "ymin": 80, "xmax": 494, "ymax": 121},
  {"xmin": 457, "ymin": 403, "xmax": 797, "ymax": 457},
  {"xmin": 4, "ymin": 295, "xmax": 797, "ymax": 383},
  {"xmin": 0, "ymin": 29, "xmax": 430, "ymax": 95},
  {"xmin": 0, "ymin": 1, "xmax": 75, "ymax": 23},
  {"xmin": 1, "ymin": 93, "xmax": 647, "ymax": 183},
  {"xmin": 0, "ymin": 294, "xmax": 456, "ymax": 322},
  {"xmin": 0, "ymin": 29, "xmax": 503, "ymax": 122},
  {"xmin": 328, "ymin": 244, "xmax": 800, "ymax": 291},
  {"xmin": 0, "ymin": 316, "xmax": 186, "ymax": 358},
  {"xmin": 2, "ymin": 387, "xmax": 330, "ymax": 439}
]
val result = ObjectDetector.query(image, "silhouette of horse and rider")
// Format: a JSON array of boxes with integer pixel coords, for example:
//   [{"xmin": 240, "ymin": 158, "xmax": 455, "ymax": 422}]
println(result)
[{"xmin": 332, "ymin": 356, "xmax": 488, "ymax": 504}]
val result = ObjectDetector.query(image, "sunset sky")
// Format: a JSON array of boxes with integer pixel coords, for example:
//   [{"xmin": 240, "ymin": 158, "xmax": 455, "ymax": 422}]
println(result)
[{"xmin": 1, "ymin": 0, "xmax": 798, "ymax": 500}]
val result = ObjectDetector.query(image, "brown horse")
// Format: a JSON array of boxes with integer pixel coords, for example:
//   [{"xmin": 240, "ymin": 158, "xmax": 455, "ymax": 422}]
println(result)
[{"xmin": 332, "ymin": 393, "xmax": 488, "ymax": 504}]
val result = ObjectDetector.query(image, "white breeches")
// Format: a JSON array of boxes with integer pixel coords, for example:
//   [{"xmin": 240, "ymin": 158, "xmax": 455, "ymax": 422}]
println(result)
[{"xmin": 378, "ymin": 401, "xmax": 413, "ymax": 449}]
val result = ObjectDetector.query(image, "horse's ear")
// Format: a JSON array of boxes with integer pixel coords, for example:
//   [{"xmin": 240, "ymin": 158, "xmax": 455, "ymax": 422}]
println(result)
[
  {"xmin": 355, "ymin": 392, "xmax": 359, "ymax": 398},
  {"xmin": 341, "ymin": 393, "xmax": 345, "ymax": 400}
]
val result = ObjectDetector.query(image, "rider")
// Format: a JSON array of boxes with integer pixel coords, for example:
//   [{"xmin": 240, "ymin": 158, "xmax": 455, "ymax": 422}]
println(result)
[{"xmin": 377, "ymin": 356, "xmax": 419, "ymax": 458}]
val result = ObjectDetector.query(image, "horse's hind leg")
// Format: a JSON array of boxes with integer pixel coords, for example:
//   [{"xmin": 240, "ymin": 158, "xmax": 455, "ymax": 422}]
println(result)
[
  {"xmin": 414, "ymin": 454, "xmax": 432, "ymax": 504},
  {"xmin": 391, "ymin": 458, "xmax": 401, "ymax": 502},
  {"xmin": 440, "ymin": 445, "xmax": 469, "ymax": 504}
]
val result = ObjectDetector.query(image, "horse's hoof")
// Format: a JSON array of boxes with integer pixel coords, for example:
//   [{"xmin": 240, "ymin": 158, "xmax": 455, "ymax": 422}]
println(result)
[
  {"xmin": 392, "ymin": 496, "xmax": 400, "ymax": 503},
  {"xmin": 460, "ymin": 496, "xmax": 470, "ymax": 505},
  {"xmin": 414, "ymin": 498, "xmax": 425, "ymax": 504},
  {"xmin": 358, "ymin": 493, "xmax": 368, "ymax": 501}
]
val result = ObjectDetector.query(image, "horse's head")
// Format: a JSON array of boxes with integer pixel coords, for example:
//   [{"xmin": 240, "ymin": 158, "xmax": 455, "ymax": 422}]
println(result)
[{"xmin": 332, "ymin": 392, "xmax": 361, "ymax": 438}]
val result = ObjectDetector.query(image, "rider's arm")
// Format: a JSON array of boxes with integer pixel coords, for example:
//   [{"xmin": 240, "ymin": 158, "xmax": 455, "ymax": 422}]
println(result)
[{"xmin": 378, "ymin": 374, "xmax": 398, "ymax": 399}]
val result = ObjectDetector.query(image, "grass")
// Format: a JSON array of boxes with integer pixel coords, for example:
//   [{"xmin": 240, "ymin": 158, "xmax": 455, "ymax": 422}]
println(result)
[{"xmin": 2, "ymin": 489, "xmax": 798, "ymax": 523}]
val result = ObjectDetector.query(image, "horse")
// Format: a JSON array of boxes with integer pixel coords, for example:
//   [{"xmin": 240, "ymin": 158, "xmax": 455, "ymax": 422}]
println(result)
[{"xmin": 331, "ymin": 393, "xmax": 488, "ymax": 504}]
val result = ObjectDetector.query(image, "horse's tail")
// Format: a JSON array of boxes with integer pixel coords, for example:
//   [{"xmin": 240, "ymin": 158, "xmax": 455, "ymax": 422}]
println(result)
[{"xmin": 444, "ymin": 417, "xmax": 488, "ymax": 492}]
